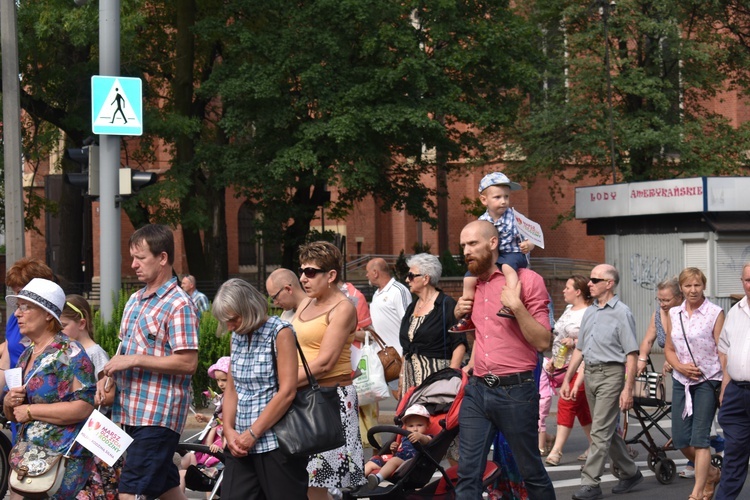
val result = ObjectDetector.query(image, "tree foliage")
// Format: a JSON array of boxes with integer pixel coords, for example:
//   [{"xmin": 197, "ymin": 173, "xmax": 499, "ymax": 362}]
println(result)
[
  {"xmin": 196, "ymin": 0, "xmax": 541, "ymax": 266},
  {"xmin": 513, "ymin": 0, "xmax": 750, "ymax": 188}
]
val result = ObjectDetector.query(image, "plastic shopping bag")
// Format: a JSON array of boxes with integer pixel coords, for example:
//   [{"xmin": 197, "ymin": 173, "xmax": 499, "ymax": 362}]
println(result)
[{"xmin": 353, "ymin": 332, "xmax": 390, "ymax": 405}]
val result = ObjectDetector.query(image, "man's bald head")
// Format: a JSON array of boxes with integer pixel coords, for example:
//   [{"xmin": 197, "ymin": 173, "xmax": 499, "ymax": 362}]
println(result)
[
  {"xmin": 366, "ymin": 257, "xmax": 392, "ymax": 289},
  {"xmin": 267, "ymin": 268, "xmax": 299, "ymax": 290}
]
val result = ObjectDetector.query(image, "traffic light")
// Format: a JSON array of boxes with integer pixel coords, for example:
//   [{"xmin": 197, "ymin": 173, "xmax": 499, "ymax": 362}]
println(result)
[
  {"xmin": 120, "ymin": 169, "xmax": 156, "ymax": 195},
  {"xmin": 64, "ymin": 145, "xmax": 99, "ymax": 196},
  {"xmin": 65, "ymin": 145, "xmax": 157, "ymax": 197}
]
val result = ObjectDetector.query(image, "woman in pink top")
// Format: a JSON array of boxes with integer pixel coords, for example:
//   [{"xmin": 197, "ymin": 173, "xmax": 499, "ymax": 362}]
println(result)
[{"xmin": 665, "ymin": 267, "xmax": 725, "ymax": 500}]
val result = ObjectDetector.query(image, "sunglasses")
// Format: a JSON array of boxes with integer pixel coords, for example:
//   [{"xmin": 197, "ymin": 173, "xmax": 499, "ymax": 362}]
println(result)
[
  {"xmin": 299, "ymin": 267, "xmax": 327, "ymax": 278},
  {"xmin": 589, "ymin": 277, "xmax": 611, "ymax": 284},
  {"xmin": 406, "ymin": 272, "xmax": 423, "ymax": 281}
]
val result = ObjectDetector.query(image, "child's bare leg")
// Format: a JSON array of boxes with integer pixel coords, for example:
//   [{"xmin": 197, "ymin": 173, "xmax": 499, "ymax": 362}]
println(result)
[
  {"xmin": 449, "ymin": 277, "xmax": 478, "ymax": 333},
  {"xmin": 497, "ymin": 264, "xmax": 519, "ymax": 318},
  {"xmin": 462, "ymin": 276, "xmax": 477, "ymax": 305},
  {"xmin": 365, "ymin": 460, "xmax": 378, "ymax": 476},
  {"xmin": 375, "ymin": 457, "xmax": 405, "ymax": 482}
]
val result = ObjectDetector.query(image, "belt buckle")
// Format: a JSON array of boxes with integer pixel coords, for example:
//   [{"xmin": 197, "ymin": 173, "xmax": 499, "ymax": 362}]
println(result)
[{"xmin": 483, "ymin": 374, "xmax": 500, "ymax": 388}]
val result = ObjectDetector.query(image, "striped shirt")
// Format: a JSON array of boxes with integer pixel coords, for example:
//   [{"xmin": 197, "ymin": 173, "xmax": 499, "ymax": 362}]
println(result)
[
  {"xmin": 231, "ymin": 316, "xmax": 292, "ymax": 454},
  {"xmin": 114, "ymin": 277, "xmax": 200, "ymax": 433},
  {"xmin": 479, "ymin": 208, "xmax": 522, "ymax": 254}
]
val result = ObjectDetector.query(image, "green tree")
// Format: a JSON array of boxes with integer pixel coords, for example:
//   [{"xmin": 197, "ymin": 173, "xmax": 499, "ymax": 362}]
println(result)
[
  {"xmin": 514, "ymin": 0, "xmax": 750, "ymax": 189},
  {"xmin": 198, "ymin": 0, "xmax": 541, "ymax": 264}
]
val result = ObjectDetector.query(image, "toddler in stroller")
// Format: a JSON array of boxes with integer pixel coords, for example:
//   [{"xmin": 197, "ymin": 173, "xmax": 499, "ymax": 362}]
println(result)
[
  {"xmin": 365, "ymin": 404, "xmax": 433, "ymax": 489},
  {"xmin": 348, "ymin": 367, "xmax": 502, "ymax": 499},
  {"xmin": 179, "ymin": 356, "xmax": 228, "ymax": 498}
]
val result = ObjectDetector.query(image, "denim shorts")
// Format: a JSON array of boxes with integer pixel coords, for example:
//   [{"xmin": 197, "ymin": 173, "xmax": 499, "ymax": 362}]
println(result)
[
  {"xmin": 671, "ymin": 378, "xmax": 719, "ymax": 449},
  {"xmin": 119, "ymin": 425, "xmax": 181, "ymax": 497}
]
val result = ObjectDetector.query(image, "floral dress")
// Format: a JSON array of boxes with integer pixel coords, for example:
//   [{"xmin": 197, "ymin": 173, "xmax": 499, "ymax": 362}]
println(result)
[{"xmin": 7, "ymin": 333, "xmax": 97, "ymax": 499}]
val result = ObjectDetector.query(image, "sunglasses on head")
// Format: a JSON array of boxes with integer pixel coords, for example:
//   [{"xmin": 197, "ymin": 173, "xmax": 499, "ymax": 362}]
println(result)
[
  {"xmin": 589, "ymin": 277, "xmax": 610, "ymax": 284},
  {"xmin": 299, "ymin": 267, "xmax": 327, "ymax": 278}
]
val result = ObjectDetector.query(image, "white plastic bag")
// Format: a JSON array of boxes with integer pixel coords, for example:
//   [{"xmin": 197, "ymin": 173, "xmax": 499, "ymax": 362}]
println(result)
[{"xmin": 353, "ymin": 331, "xmax": 390, "ymax": 405}]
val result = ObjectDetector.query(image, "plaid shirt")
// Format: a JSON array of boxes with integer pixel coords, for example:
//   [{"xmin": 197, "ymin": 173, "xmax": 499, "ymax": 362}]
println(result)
[
  {"xmin": 231, "ymin": 316, "xmax": 292, "ymax": 454},
  {"xmin": 479, "ymin": 208, "xmax": 522, "ymax": 254},
  {"xmin": 190, "ymin": 290, "xmax": 210, "ymax": 317},
  {"xmin": 114, "ymin": 277, "xmax": 200, "ymax": 433}
]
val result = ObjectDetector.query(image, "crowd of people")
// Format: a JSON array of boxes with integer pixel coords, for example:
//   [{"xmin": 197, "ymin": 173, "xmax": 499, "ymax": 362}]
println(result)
[{"xmin": 2, "ymin": 170, "xmax": 750, "ymax": 500}]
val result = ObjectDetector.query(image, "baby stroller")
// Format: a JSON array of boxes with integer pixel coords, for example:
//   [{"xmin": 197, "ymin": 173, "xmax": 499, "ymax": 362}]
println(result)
[
  {"xmin": 619, "ymin": 358, "xmax": 676, "ymax": 484},
  {"xmin": 177, "ymin": 409, "xmax": 225, "ymax": 499},
  {"xmin": 346, "ymin": 368, "xmax": 502, "ymax": 499}
]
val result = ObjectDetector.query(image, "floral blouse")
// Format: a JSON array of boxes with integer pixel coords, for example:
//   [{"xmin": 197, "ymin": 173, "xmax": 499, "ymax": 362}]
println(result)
[{"xmin": 9, "ymin": 332, "xmax": 96, "ymax": 456}]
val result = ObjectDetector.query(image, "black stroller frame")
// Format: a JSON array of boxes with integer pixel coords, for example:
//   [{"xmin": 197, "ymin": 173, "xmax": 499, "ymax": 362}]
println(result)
[
  {"xmin": 622, "ymin": 364, "xmax": 676, "ymax": 484},
  {"xmin": 177, "ymin": 411, "xmax": 224, "ymax": 499}
]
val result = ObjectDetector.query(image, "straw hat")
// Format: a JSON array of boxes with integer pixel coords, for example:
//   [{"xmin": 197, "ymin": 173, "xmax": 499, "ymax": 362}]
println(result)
[{"xmin": 6, "ymin": 278, "xmax": 65, "ymax": 324}]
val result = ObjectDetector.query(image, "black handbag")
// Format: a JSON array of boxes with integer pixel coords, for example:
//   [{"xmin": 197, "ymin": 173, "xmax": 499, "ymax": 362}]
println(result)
[
  {"xmin": 678, "ymin": 312, "xmax": 721, "ymax": 407},
  {"xmin": 272, "ymin": 338, "xmax": 346, "ymax": 457}
]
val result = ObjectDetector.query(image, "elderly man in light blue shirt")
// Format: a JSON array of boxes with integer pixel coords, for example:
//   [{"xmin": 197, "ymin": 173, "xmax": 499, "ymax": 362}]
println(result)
[{"xmin": 562, "ymin": 264, "xmax": 643, "ymax": 500}]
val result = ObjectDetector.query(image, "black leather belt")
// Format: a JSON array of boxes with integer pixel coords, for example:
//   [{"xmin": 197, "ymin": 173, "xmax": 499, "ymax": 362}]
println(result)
[{"xmin": 475, "ymin": 371, "xmax": 534, "ymax": 388}]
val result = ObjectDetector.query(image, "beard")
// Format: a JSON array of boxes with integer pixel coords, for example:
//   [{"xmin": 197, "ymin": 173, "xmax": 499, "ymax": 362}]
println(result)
[{"xmin": 466, "ymin": 245, "xmax": 494, "ymax": 276}]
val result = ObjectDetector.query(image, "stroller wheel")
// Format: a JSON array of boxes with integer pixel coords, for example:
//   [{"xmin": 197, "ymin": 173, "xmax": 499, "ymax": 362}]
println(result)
[
  {"xmin": 647, "ymin": 451, "xmax": 667, "ymax": 472},
  {"xmin": 655, "ymin": 459, "xmax": 676, "ymax": 485},
  {"xmin": 711, "ymin": 454, "xmax": 723, "ymax": 470}
]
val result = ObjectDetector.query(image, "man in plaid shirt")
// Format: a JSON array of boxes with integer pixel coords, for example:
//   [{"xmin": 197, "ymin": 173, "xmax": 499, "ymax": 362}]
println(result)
[{"xmin": 97, "ymin": 224, "xmax": 199, "ymax": 500}]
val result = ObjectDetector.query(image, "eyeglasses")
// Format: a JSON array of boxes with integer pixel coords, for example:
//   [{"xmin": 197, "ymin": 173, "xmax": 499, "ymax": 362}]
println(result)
[
  {"xmin": 406, "ymin": 272, "xmax": 423, "ymax": 281},
  {"xmin": 270, "ymin": 286, "xmax": 289, "ymax": 302},
  {"xmin": 16, "ymin": 303, "xmax": 36, "ymax": 313},
  {"xmin": 299, "ymin": 267, "xmax": 326, "ymax": 278},
  {"xmin": 589, "ymin": 277, "xmax": 611, "ymax": 284}
]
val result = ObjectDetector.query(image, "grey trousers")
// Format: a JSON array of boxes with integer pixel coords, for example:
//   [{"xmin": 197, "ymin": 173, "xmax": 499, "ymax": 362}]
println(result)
[{"xmin": 581, "ymin": 363, "xmax": 638, "ymax": 486}]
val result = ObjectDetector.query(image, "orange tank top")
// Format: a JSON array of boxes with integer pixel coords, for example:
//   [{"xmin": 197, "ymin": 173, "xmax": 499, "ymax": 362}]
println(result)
[{"xmin": 292, "ymin": 301, "xmax": 353, "ymax": 383}]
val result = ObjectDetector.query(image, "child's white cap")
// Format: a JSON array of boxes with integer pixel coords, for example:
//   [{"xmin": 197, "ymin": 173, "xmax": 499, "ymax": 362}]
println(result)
[
  {"xmin": 478, "ymin": 172, "xmax": 522, "ymax": 193},
  {"xmin": 403, "ymin": 403, "xmax": 430, "ymax": 420}
]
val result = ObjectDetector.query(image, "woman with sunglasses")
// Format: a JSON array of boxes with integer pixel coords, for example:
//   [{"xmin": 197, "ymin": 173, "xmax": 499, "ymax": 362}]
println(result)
[
  {"xmin": 399, "ymin": 253, "xmax": 467, "ymax": 396},
  {"xmin": 293, "ymin": 241, "xmax": 366, "ymax": 499},
  {"xmin": 665, "ymin": 267, "xmax": 725, "ymax": 500}
]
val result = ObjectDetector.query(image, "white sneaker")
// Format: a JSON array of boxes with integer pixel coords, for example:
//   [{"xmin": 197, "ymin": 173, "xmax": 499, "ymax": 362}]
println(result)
[{"xmin": 679, "ymin": 467, "xmax": 696, "ymax": 478}]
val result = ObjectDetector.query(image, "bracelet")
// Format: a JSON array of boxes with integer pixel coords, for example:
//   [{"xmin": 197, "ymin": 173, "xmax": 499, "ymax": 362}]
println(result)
[
  {"xmin": 26, "ymin": 405, "xmax": 33, "ymax": 421},
  {"xmin": 638, "ymin": 358, "xmax": 648, "ymax": 362},
  {"xmin": 249, "ymin": 427, "xmax": 258, "ymax": 440}
]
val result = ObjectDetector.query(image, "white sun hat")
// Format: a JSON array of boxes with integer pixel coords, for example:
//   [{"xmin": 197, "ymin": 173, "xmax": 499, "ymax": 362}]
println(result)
[{"xmin": 6, "ymin": 278, "xmax": 65, "ymax": 324}]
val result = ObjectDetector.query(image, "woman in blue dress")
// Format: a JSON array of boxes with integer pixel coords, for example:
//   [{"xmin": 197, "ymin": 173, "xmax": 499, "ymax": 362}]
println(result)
[{"xmin": 2, "ymin": 278, "xmax": 97, "ymax": 499}]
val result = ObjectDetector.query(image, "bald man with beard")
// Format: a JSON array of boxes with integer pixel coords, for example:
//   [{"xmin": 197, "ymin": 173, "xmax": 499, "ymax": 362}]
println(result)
[{"xmin": 454, "ymin": 220, "xmax": 555, "ymax": 499}]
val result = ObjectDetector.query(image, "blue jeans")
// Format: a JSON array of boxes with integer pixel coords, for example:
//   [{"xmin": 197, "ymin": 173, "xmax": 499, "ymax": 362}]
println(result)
[
  {"xmin": 456, "ymin": 377, "xmax": 555, "ymax": 499},
  {"xmin": 672, "ymin": 378, "xmax": 719, "ymax": 449}
]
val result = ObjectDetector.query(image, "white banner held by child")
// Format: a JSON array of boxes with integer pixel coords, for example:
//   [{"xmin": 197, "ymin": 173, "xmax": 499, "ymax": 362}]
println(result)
[
  {"xmin": 513, "ymin": 210, "xmax": 545, "ymax": 249},
  {"xmin": 75, "ymin": 409, "xmax": 133, "ymax": 465}
]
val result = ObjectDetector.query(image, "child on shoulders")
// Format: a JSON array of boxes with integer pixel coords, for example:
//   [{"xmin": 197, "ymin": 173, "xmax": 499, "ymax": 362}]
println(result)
[{"xmin": 451, "ymin": 172, "xmax": 534, "ymax": 333}]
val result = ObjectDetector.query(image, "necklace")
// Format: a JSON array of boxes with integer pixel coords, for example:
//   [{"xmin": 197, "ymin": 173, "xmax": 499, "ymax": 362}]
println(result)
[
  {"xmin": 32, "ymin": 336, "xmax": 55, "ymax": 355},
  {"xmin": 415, "ymin": 290, "xmax": 438, "ymax": 314}
]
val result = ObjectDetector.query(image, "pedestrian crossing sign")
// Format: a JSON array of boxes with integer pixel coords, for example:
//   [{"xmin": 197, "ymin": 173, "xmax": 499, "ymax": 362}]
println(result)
[{"xmin": 91, "ymin": 76, "xmax": 143, "ymax": 136}]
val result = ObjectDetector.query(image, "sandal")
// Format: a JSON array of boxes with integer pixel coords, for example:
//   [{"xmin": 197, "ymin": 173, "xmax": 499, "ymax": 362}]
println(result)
[
  {"xmin": 546, "ymin": 449, "xmax": 563, "ymax": 466},
  {"xmin": 577, "ymin": 449, "xmax": 589, "ymax": 461},
  {"xmin": 703, "ymin": 465, "xmax": 721, "ymax": 500}
]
